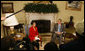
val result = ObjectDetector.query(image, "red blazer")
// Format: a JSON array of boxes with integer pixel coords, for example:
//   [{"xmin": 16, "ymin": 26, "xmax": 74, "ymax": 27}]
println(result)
[{"xmin": 28, "ymin": 26, "xmax": 39, "ymax": 42}]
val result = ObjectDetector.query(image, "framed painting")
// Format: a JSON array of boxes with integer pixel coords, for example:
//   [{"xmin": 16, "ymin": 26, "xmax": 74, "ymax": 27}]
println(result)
[
  {"xmin": 1, "ymin": 2, "xmax": 14, "ymax": 13},
  {"xmin": 66, "ymin": 1, "xmax": 82, "ymax": 11}
]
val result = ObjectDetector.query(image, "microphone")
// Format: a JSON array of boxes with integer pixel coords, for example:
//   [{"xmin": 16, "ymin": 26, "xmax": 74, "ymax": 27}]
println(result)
[{"xmin": 6, "ymin": 9, "xmax": 24, "ymax": 19}]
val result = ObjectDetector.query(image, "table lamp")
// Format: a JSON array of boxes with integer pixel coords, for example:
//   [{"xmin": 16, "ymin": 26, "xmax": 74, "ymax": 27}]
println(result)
[{"xmin": 3, "ymin": 13, "xmax": 19, "ymax": 35}]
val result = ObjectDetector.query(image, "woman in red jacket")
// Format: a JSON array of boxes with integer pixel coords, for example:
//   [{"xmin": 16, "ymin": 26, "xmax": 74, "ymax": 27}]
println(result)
[
  {"xmin": 29, "ymin": 21, "xmax": 39, "ymax": 42},
  {"xmin": 28, "ymin": 21, "xmax": 41, "ymax": 50}
]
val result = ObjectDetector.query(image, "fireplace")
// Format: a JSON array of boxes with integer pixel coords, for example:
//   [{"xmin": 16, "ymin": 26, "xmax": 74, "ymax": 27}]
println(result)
[
  {"xmin": 26, "ymin": 13, "xmax": 57, "ymax": 33},
  {"xmin": 31, "ymin": 20, "xmax": 51, "ymax": 33}
]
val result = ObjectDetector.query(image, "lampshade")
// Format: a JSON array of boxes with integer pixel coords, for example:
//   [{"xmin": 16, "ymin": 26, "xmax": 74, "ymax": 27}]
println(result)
[
  {"xmin": 74, "ymin": 21, "xmax": 84, "ymax": 34},
  {"xmin": 4, "ymin": 13, "xmax": 19, "ymax": 26}
]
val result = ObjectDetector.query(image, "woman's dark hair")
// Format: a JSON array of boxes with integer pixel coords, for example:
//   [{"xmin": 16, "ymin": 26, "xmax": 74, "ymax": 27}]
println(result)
[{"xmin": 31, "ymin": 21, "xmax": 36, "ymax": 25}]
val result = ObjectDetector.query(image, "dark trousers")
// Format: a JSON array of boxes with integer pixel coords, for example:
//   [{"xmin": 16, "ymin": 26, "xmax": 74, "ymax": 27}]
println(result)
[
  {"xmin": 57, "ymin": 34, "xmax": 63, "ymax": 45},
  {"xmin": 32, "ymin": 40, "xmax": 39, "ymax": 50}
]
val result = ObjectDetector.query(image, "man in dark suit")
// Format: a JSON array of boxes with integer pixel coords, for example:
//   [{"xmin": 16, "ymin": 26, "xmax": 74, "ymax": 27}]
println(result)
[{"xmin": 51, "ymin": 19, "xmax": 65, "ymax": 45}]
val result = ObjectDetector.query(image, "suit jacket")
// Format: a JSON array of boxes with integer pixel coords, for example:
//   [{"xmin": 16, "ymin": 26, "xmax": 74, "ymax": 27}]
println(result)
[
  {"xmin": 53, "ymin": 23, "xmax": 64, "ymax": 33},
  {"xmin": 51, "ymin": 23, "xmax": 64, "ymax": 42}
]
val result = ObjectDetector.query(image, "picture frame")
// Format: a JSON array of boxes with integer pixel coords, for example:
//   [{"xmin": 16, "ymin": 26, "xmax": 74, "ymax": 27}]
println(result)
[
  {"xmin": 1, "ymin": 2, "xmax": 14, "ymax": 13},
  {"xmin": 66, "ymin": 1, "xmax": 82, "ymax": 11}
]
